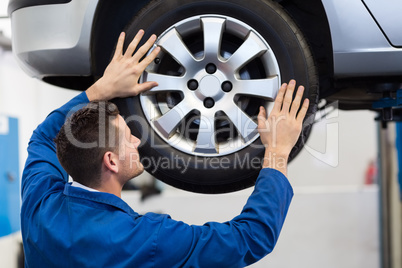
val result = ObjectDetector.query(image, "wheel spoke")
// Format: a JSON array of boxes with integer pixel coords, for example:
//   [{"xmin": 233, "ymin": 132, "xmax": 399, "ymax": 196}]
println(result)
[
  {"xmin": 235, "ymin": 76, "xmax": 279, "ymax": 100},
  {"xmin": 226, "ymin": 31, "xmax": 267, "ymax": 71},
  {"xmin": 201, "ymin": 17, "xmax": 225, "ymax": 59},
  {"xmin": 153, "ymin": 101, "xmax": 192, "ymax": 138},
  {"xmin": 158, "ymin": 28, "xmax": 197, "ymax": 67},
  {"xmin": 144, "ymin": 72, "xmax": 187, "ymax": 93},
  {"xmin": 194, "ymin": 114, "xmax": 218, "ymax": 154},
  {"xmin": 225, "ymin": 103, "xmax": 258, "ymax": 142}
]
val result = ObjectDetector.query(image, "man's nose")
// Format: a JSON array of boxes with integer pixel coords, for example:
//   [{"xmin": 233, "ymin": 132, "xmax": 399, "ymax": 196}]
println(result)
[{"xmin": 132, "ymin": 135, "xmax": 141, "ymax": 148}]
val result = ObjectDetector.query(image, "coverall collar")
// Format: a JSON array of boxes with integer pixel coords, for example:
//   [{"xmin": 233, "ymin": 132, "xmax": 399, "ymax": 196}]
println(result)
[{"xmin": 63, "ymin": 183, "xmax": 138, "ymax": 218}]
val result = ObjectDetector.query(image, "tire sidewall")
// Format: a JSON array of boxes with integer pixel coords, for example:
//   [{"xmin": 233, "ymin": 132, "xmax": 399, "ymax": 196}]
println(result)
[{"xmin": 117, "ymin": 0, "xmax": 318, "ymax": 193}]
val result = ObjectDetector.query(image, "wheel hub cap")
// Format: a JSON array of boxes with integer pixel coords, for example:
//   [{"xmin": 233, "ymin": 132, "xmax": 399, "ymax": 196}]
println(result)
[{"xmin": 197, "ymin": 75, "xmax": 223, "ymax": 100}]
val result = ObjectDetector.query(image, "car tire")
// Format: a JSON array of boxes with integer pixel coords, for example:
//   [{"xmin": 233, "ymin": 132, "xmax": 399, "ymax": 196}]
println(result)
[{"xmin": 114, "ymin": 0, "xmax": 318, "ymax": 193}]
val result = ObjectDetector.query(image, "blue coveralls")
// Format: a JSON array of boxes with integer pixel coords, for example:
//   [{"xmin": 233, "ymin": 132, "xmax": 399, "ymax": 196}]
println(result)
[{"xmin": 21, "ymin": 92, "xmax": 293, "ymax": 267}]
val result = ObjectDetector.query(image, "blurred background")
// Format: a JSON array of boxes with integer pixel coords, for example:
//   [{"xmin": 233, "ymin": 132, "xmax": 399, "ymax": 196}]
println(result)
[{"xmin": 0, "ymin": 1, "xmax": 392, "ymax": 267}]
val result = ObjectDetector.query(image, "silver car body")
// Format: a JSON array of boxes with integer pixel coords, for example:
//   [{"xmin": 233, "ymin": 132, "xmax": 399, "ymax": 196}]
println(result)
[
  {"xmin": 322, "ymin": 0, "xmax": 402, "ymax": 77},
  {"xmin": 11, "ymin": 0, "xmax": 98, "ymax": 77},
  {"xmin": 9, "ymin": 0, "xmax": 402, "ymax": 80}
]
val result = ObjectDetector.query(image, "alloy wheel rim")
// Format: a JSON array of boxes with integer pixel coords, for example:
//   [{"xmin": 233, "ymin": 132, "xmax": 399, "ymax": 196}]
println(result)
[{"xmin": 140, "ymin": 15, "xmax": 281, "ymax": 157}]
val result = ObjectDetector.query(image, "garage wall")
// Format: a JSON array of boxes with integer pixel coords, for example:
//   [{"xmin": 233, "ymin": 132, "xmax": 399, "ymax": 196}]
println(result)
[
  {"xmin": 0, "ymin": 47, "xmax": 81, "ymax": 268},
  {"xmin": 0, "ymin": 45, "xmax": 380, "ymax": 268},
  {"xmin": 0, "ymin": 49, "xmax": 79, "ymax": 175}
]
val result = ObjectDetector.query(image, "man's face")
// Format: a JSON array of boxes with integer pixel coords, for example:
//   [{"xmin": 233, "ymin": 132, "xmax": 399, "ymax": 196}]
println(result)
[{"xmin": 116, "ymin": 115, "xmax": 144, "ymax": 180}]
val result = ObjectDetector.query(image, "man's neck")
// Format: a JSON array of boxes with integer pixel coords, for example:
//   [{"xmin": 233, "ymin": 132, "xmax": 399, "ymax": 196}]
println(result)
[
  {"xmin": 71, "ymin": 181, "xmax": 99, "ymax": 192},
  {"xmin": 95, "ymin": 177, "xmax": 123, "ymax": 198},
  {"xmin": 71, "ymin": 178, "xmax": 123, "ymax": 198}
]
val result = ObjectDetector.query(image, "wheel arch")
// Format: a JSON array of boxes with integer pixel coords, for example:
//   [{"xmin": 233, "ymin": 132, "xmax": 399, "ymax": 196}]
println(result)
[
  {"xmin": 90, "ymin": 0, "xmax": 334, "ymax": 96},
  {"xmin": 276, "ymin": 0, "xmax": 334, "ymax": 97},
  {"xmin": 90, "ymin": 0, "xmax": 151, "ymax": 79}
]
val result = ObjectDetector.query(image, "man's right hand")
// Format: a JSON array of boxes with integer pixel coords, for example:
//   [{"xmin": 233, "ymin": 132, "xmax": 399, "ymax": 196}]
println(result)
[{"xmin": 257, "ymin": 80, "xmax": 309, "ymax": 176}]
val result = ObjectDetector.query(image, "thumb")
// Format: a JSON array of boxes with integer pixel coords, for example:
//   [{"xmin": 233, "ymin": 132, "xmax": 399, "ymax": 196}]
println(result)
[
  {"xmin": 134, "ymin": 81, "xmax": 159, "ymax": 95},
  {"xmin": 257, "ymin": 106, "xmax": 267, "ymax": 129}
]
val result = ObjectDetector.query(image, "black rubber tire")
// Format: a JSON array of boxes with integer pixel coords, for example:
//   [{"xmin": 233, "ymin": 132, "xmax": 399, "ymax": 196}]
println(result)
[{"xmin": 115, "ymin": 0, "xmax": 319, "ymax": 193}]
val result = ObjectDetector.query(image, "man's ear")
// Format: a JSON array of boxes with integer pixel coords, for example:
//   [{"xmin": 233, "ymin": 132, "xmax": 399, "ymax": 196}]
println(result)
[{"xmin": 102, "ymin": 151, "xmax": 119, "ymax": 174}]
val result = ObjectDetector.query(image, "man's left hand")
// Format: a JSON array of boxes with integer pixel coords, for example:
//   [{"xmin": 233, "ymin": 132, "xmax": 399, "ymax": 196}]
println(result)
[{"xmin": 86, "ymin": 30, "xmax": 160, "ymax": 101}]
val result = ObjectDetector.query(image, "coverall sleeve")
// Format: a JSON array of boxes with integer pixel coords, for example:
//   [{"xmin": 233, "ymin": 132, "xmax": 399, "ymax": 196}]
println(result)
[
  {"xmin": 21, "ymin": 92, "xmax": 89, "ymax": 202},
  {"xmin": 153, "ymin": 168, "xmax": 293, "ymax": 268}
]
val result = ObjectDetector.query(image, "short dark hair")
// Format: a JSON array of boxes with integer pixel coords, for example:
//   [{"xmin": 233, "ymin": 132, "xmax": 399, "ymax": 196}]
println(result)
[{"xmin": 54, "ymin": 101, "xmax": 120, "ymax": 188}]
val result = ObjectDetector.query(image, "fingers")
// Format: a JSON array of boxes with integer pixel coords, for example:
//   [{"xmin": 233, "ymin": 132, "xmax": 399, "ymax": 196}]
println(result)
[
  {"xmin": 124, "ymin": 30, "xmax": 145, "ymax": 58},
  {"xmin": 132, "ymin": 34, "xmax": 158, "ymax": 63},
  {"xmin": 297, "ymin": 98, "xmax": 310, "ymax": 122},
  {"xmin": 274, "ymin": 80, "xmax": 308, "ymax": 119},
  {"xmin": 137, "ymin": 46, "xmax": 161, "ymax": 70},
  {"xmin": 257, "ymin": 106, "xmax": 270, "ymax": 141},
  {"xmin": 125, "ymin": 31, "xmax": 161, "ymax": 86},
  {"xmin": 257, "ymin": 106, "xmax": 267, "ymax": 128},
  {"xmin": 281, "ymin": 80, "xmax": 296, "ymax": 112},
  {"xmin": 289, "ymin": 85, "xmax": 305, "ymax": 118},
  {"xmin": 113, "ymin": 32, "xmax": 125, "ymax": 60},
  {"xmin": 272, "ymin": 83, "xmax": 287, "ymax": 113},
  {"xmin": 113, "ymin": 30, "xmax": 151, "ymax": 60},
  {"xmin": 135, "ymin": 81, "xmax": 159, "ymax": 95}
]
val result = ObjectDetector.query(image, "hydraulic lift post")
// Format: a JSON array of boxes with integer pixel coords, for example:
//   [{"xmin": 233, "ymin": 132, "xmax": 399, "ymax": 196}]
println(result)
[{"xmin": 377, "ymin": 121, "xmax": 402, "ymax": 268}]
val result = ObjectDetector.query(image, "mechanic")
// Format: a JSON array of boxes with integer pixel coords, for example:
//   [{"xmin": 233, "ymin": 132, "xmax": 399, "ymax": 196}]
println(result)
[{"xmin": 21, "ymin": 30, "xmax": 309, "ymax": 267}]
